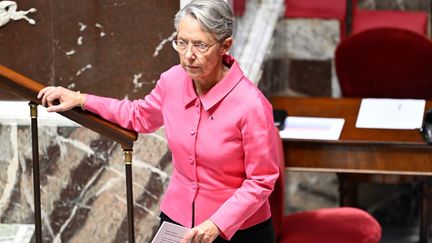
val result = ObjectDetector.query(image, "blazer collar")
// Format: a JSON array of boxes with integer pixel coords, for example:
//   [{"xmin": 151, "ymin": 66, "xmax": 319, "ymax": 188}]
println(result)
[{"xmin": 183, "ymin": 54, "xmax": 243, "ymax": 110}]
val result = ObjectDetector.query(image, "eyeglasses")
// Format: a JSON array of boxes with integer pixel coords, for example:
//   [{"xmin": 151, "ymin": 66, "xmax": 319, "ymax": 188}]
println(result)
[{"xmin": 172, "ymin": 39, "xmax": 217, "ymax": 54}]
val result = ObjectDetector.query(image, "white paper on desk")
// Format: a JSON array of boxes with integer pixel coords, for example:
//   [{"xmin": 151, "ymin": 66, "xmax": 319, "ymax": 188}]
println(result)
[
  {"xmin": 356, "ymin": 98, "xmax": 425, "ymax": 129},
  {"xmin": 151, "ymin": 221, "xmax": 190, "ymax": 243},
  {"xmin": 279, "ymin": 117, "xmax": 345, "ymax": 140}
]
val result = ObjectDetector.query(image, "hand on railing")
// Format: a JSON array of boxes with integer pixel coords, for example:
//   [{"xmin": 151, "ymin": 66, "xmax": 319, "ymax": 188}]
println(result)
[
  {"xmin": 0, "ymin": 64, "xmax": 137, "ymax": 148},
  {"xmin": 37, "ymin": 86, "xmax": 86, "ymax": 112}
]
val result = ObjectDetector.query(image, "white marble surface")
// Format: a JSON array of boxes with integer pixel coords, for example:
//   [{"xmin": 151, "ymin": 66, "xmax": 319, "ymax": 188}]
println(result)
[
  {"xmin": 232, "ymin": 0, "xmax": 284, "ymax": 84},
  {"xmin": 273, "ymin": 19, "xmax": 340, "ymax": 60},
  {"xmin": 0, "ymin": 224, "xmax": 34, "ymax": 243},
  {"xmin": 0, "ymin": 101, "xmax": 78, "ymax": 126},
  {"xmin": 267, "ymin": 18, "xmax": 342, "ymax": 97}
]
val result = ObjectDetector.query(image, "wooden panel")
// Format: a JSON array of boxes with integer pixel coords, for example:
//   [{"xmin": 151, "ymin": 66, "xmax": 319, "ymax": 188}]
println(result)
[
  {"xmin": 271, "ymin": 96, "xmax": 429, "ymax": 143},
  {"xmin": 284, "ymin": 141, "xmax": 432, "ymax": 174}
]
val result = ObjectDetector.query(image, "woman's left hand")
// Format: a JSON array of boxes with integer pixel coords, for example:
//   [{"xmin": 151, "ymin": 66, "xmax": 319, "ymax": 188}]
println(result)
[{"xmin": 181, "ymin": 220, "xmax": 220, "ymax": 243}]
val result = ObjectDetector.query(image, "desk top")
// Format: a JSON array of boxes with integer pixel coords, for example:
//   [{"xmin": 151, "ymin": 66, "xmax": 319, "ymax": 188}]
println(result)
[
  {"xmin": 271, "ymin": 96, "xmax": 431, "ymax": 145},
  {"xmin": 270, "ymin": 97, "xmax": 432, "ymax": 175}
]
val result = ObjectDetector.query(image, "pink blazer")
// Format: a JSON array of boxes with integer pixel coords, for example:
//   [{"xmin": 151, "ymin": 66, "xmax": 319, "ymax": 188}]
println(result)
[{"xmin": 84, "ymin": 55, "xmax": 279, "ymax": 240}]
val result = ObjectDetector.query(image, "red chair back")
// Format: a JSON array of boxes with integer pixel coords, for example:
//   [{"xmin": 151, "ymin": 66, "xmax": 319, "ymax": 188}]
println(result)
[
  {"xmin": 335, "ymin": 27, "xmax": 432, "ymax": 99},
  {"xmin": 352, "ymin": 10, "xmax": 428, "ymax": 36},
  {"xmin": 284, "ymin": 0, "xmax": 347, "ymax": 20}
]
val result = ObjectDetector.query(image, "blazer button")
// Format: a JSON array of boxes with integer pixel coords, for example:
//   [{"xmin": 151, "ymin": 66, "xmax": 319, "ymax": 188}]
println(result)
[
  {"xmin": 190, "ymin": 128, "xmax": 195, "ymax": 135},
  {"xmin": 192, "ymin": 182, "xmax": 197, "ymax": 190},
  {"xmin": 188, "ymin": 156, "xmax": 194, "ymax": 165}
]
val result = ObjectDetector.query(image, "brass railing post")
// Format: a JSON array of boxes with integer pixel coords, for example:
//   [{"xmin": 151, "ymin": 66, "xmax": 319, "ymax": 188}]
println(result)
[
  {"xmin": 29, "ymin": 102, "xmax": 42, "ymax": 243},
  {"xmin": 124, "ymin": 149, "xmax": 135, "ymax": 243}
]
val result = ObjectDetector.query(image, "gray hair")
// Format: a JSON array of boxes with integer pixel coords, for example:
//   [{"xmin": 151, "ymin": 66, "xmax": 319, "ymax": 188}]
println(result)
[{"xmin": 174, "ymin": 0, "xmax": 234, "ymax": 41}]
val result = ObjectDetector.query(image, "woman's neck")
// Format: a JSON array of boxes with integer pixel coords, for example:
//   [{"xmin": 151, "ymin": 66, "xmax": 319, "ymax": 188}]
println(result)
[{"xmin": 194, "ymin": 63, "xmax": 229, "ymax": 96}]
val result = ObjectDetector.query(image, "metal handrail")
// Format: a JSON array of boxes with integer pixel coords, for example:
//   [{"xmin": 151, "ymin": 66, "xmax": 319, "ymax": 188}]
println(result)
[{"xmin": 0, "ymin": 64, "xmax": 138, "ymax": 243}]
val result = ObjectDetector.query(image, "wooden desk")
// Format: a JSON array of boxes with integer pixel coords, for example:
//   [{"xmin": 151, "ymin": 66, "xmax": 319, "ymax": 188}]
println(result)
[
  {"xmin": 271, "ymin": 96, "xmax": 432, "ymax": 243},
  {"xmin": 271, "ymin": 97, "xmax": 432, "ymax": 175}
]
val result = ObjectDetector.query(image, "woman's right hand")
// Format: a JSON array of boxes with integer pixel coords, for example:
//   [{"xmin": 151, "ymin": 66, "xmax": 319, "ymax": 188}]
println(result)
[{"xmin": 37, "ymin": 86, "xmax": 86, "ymax": 112}]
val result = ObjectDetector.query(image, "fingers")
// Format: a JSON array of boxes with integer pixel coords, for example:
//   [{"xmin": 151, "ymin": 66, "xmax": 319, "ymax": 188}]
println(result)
[
  {"xmin": 181, "ymin": 219, "xmax": 221, "ymax": 243},
  {"xmin": 181, "ymin": 229, "xmax": 197, "ymax": 243},
  {"xmin": 37, "ymin": 86, "xmax": 76, "ymax": 112},
  {"xmin": 46, "ymin": 102, "xmax": 66, "ymax": 112},
  {"xmin": 181, "ymin": 228, "xmax": 214, "ymax": 243},
  {"xmin": 37, "ymin": 86, "xmax": 50, "ymax": 99},
  {"xmin": 38, "ymin": 86, "xmax": 56, "ymax": 107},
  {"xmin": 182, "ymin": 229, "xmax": 206, "ymax": 243},
  {"xmin": 46, "ymin": 92, "xmax": 58, "ymax": 107}
]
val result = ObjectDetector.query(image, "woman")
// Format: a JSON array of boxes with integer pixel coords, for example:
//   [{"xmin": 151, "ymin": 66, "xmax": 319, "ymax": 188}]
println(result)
[{"xmin": 37, "ymin": 0, "xmax": 279, "ymax": 242}]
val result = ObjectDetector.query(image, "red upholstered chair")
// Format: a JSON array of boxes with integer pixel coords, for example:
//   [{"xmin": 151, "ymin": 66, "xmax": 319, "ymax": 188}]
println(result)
[
  {"xmin": 283, "ymin": 0, "xmax": 429, "ymax": 37},
  {"xmin": 283, "ymin": 0, "xmax": 348, "ymax": 37},
  {"xmin": 269, "ymin": 129, "xmax": 382, "ymax": 243},
  {"xmin": 334, "ymin": 27, "xmax": 432, "ymax": 242},
  {"xmin": 284, "ymin": 0, "xmax": 346, "ymax": 21},
  {"xmin": 335, "ymin": 27, "xmax": 432, "ymax": 99},
  {"xmin": 351, "ymin": 0, "xmax": 428, "ymax": 36}
]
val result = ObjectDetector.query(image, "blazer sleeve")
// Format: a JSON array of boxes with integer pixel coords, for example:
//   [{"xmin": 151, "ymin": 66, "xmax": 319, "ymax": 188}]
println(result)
[
  {"xmin": 83, "ymin": 78, "xmax": 165, "ymax": 133},
  {"xmin": 209, "ymin": 98, "xmax": 280, "ymax": 240}
]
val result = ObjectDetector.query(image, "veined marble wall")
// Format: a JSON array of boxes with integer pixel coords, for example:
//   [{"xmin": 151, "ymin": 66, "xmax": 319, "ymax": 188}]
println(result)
[{"xmin": 0, "ymin": 120, "xmax": 171, "ymax": 242}]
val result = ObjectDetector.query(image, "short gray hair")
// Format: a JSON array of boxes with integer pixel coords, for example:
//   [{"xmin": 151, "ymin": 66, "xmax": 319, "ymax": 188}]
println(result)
[{"xmin": 174, "ymin": 0, "xmax": 234, "ymax": 41}]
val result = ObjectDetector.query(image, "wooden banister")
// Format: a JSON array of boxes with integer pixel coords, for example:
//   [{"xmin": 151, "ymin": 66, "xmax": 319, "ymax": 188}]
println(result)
[{"xmin": 0, "ymin": 65, "xmax": 138, "ymax": 149}]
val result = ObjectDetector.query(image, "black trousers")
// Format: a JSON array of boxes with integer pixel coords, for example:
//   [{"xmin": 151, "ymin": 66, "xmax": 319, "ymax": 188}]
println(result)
[{"xmin": 159, "ymin": 212, "xmax": 276, "ymax": 243}]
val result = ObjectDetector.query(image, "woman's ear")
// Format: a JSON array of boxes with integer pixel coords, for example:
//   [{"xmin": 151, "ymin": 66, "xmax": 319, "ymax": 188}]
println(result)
[{"xmin": 221, "ymin": 37, "xmax": 233, "ymax": 54}]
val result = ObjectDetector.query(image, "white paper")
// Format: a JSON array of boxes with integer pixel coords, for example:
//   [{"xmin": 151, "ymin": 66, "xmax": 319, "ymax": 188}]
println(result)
[
  {"xmin": 356, "ymin": 98, "xmax": 425, "ymax": 129},
  {"xmin": 151, "ymin": 222, "xmax": 189, "ymax": 243},
  {"xmin": 279, "ymin": 116, "xmax": 345, "ymax": 140}
]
